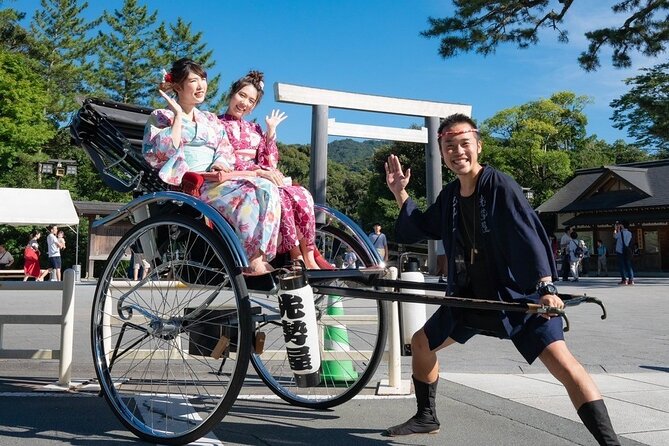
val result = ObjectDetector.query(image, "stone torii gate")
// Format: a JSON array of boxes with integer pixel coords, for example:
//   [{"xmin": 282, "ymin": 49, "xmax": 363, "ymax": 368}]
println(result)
[{"xmin": 274, "ymin": 83, "xmax": 471, "ymax": 271}]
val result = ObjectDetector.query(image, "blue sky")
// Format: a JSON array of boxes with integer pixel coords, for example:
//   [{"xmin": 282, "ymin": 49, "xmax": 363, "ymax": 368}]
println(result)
[{"xmin": 17, "ymin": 0, "xmax": 659, "ymax": 145}]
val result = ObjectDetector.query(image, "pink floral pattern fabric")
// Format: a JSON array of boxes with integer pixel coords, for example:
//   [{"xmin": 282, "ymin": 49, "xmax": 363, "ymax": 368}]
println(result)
[
  {"xmin": 220, "ymin": 114, "xmax": 316, "ymax": 254},
  {"xmin": 143, "ymin": 108, "xmax": 280, "ymax": 260}
]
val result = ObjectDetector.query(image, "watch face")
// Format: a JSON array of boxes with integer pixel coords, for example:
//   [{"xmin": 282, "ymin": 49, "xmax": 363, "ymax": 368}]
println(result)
[{"xmin": 540, "ymin": 283, "xmax": 557, "ymax": 295}]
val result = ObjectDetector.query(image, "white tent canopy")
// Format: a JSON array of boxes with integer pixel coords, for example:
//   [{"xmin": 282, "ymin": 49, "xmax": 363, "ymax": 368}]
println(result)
[{"xmin": 0, "ymin": 188, "xmax": 79, "ymax": 225}]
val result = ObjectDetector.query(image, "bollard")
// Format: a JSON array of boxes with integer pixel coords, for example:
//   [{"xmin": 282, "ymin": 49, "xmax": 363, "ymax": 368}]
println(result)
[
  {"xmin": 278, "ymin": 268, "xmax": 321, "ymax": 388},
  {"xmin": 399, "ymin": 257, "xmax": 427, "ymax": 356},
  {"xmin": 72, "ymin": 264, "xmax": 81, "ymax": 282},
  {"xmin": 58, "ymin": 268, "xmax": 76, "ymax": 387},
  {"xmin": 377, "ymin": 266, "xmax": 410, "ymax": 395}
]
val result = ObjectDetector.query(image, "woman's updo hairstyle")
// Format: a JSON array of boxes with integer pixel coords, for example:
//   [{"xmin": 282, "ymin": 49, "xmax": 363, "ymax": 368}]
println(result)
[
  {"xmin": 160, "ymin": 58, "xmax": 207, "ymax": 94},
  {"xmin": 229, "ymin": 70, "xmax": 265, "ymax": 105}
]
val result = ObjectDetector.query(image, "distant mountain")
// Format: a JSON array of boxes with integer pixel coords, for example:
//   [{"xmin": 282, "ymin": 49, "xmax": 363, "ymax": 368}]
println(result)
[{"xmin": 328, "ymin": 139, "xmax": 389, "ymax": 171}]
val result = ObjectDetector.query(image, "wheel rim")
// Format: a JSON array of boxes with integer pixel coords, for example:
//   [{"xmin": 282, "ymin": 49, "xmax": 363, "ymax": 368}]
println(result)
[{"xmin": 91, "ymin": 215, "xmax": 250, "ymax": 443}]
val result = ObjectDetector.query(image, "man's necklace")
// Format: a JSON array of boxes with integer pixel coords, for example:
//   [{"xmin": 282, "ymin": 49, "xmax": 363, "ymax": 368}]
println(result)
[{"xmin": 460, "ymin": 196, "xmax": 478, "ymax": 265}]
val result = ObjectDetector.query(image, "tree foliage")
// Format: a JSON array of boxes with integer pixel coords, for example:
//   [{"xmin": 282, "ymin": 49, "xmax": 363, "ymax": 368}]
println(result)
[
  {"xmin": 153, "ymin": 17, "xmax": 224, "ymax": 110},
  {"xmin": 422, "ymin": 0, "xmax": 669, "ymax": 71},
  {"xmin": 611, "ymin": 62, "xmax": 669, "ymax": 153},
  {"xmin": 277, "ymin": 143, "xmax": 312, "ymax": 186},
  {"xmin": 481, "ymin": 91, "xmax": 591, "ymax": 205},
  {"xmin": 29, "ymin": 0, "xmax": 100, "ymax": 121},
  {"xmin": 568, "ymin": 136, "xmax": 617, "ymax": 169},
  {"xmin": 328, "ymin": 139, "xmax": 386, "ymax": 171},
  {"xmin": 95, "ymin": 0, "xmax": 159, "ymax": 104},
  {"xmin": 484, "ymin": 91, "xmax": 591, "ymax": 152},
  {"xmin": 0, "ymin": 3, "xmax": 31, "ymax": 52},
  {"xmin": 608, "ymin": 138, "xmax": 653, "ymax": 164},
  {"xmin": 0, "ymin": 48, "xmax": 55, "ymax": 185}
]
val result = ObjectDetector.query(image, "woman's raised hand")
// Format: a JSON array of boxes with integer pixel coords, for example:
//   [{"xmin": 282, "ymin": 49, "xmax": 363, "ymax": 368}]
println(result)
[
  {"xmin": 265, "ymin": 109, "xmax": 287, "ymax": 139},
  {"xmin": 159, "ymin": 89, "xmax": 183, "ymax": 116}
]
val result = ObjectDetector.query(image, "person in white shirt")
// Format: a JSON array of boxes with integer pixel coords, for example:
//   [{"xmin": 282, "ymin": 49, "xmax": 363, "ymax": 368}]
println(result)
[
  {"xmin": 613, "ymin": 220, "xmax": 634, "ymax": 285},
  {"xmin": 46, "ymin": 225, "xmax": 65, "ymax": 281}
]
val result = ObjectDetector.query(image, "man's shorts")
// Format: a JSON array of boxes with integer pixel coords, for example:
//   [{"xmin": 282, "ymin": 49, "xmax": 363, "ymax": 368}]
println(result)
[
  {"xmin": 48, "ymin": 256, "xmax": 62, "ymax": 269},
  {"xmin": 423, "ymin": 305, "xmax": 564, "ymax": 364},
  {"xmin": 436, "ymin": 242, "xmax": 445, "ymax": 256},
  {"xmin": 134, "ymin": 258, "xmax": 150, "ymax": 270}
]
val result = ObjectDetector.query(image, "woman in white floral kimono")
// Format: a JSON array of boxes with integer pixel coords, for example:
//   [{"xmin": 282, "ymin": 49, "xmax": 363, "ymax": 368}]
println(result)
[{"xmin": 143, "ymin": 58, "xmax": 280, "ymax": 274}]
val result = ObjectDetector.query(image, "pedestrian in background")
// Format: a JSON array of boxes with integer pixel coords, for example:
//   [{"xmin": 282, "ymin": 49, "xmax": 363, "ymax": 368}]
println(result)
[
  {"xmin": 559, "ymin": 226, "xmax": 573, "ymax": 281},
  {"xmin": 23, "ymin": 231, "xmax": 48, "ymax": 281},
  {"xmin": 0, "ymin": 244, "xmax": 14, "ymax": 269},
  {"xmin": 596, "ymin": 240, "xmax": 608, "ymax": 276},
  {"xmin": 46, "ymin": 225, "xmax": 65, "ymax": 281},
  {"xmin": 579, "ymin": 239, "xmax": 590, "ymax": 276},
  {"xmin": 368, "ymin": 223, "xmax": 389, "ymax": 262},
  {"xmin": 568, "ymin": 232, "xmax": 581, "ymax": 282},
  {"xmin": 614, "ymin": 221, "xmax": 634, "ymax": 285}
]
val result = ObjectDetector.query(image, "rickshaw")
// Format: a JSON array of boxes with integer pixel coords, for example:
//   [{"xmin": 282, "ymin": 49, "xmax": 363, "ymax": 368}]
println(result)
[{"xmin": 70, "ymin": 98, "xmax": 606, "ymax": 445}]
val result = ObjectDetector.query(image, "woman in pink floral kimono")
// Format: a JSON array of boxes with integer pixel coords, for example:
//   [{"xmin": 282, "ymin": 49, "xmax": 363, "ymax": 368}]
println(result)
[
  {"xmin": 220, "ymin": 71, "xmax": 321, "ymax": 269},
  {"xmin": 143, "ymin": 58, "xmax": 280, "ymax": 274}
]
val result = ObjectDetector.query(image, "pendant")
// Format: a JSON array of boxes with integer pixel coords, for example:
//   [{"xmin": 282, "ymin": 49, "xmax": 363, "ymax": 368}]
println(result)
[{"xmin": 470, "ymin": 248, "xmax": 478, "ymax": 265}]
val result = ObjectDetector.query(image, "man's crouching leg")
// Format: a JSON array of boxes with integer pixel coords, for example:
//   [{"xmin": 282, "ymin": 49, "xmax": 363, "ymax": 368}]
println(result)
[
  {"xmin": 384, "ymin": 376, "xmax": 440, "ymax": 436},
  {"xmin": 384, "ymin": 328, "xmax": 444, "ymax": 437},
  {"xmin": 540, "ymin": 340, "xmax": 620, "ymax": 446}
]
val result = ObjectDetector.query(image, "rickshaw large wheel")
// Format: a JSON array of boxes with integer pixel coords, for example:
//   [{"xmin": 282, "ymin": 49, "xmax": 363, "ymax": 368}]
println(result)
[
  {"xmin": 248, "ymin": 224, "xmax": 387, "ymax": 409},
  {"xmin": 91, "ymin": 213, "xmax": 252, "ymax": 445}
]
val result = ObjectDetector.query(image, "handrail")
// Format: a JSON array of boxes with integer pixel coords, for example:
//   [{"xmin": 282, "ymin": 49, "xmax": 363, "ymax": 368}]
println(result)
[{"xmin": 0, "ymin": 269, "xmax": 76, "ymax": 387}]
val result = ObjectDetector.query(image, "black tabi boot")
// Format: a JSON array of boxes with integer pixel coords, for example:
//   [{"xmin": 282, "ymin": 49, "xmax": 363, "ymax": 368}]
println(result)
[
  {"xmin": 384, "ymin": 376, "xmax": 440, "ymax": 436},
  {"xmin": 577, "ymin": 399, "xmax": 621, "ymax": 446}
]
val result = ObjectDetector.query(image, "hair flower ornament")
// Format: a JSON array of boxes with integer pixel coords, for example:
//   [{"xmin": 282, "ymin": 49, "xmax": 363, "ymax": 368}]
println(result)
[
  {"xmin": 258, "ymin": 80, "xmax": 264, "ymax": 91},
  {"xmin": 161, "ymin": 69, "xmax": 173, "ymax": 83}
]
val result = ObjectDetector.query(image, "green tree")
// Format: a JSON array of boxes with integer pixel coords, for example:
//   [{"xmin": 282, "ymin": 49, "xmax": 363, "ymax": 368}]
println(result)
[
  {"xmin": 611, "ymin": 62, "xmax": 669, "ymax": 153},
  {"xmin": 481, "ymin": 92, "xmax": 588, "ymax": 205},
  {"xmin": 276, "ymin": 142, "xmax": 372, "ymax": 222},
  {"xmin": 0, "ymin": 48, "xmax": 55, "ymax": 187},
  {"xmin": 483, "ymin": 91, "xmax": 591, "ymax": 152},
  {"xmin": 422, "ymin": 1, "xmax": 669, "ymax": 71},
  {"xmin": 29, "ymin": 0, "xmax": 101, "ymax": 121},
  {"xmin": 95, "ymin": 0, "xmax": 158, "ymax": 104},
  {"xmin": 326, "ymin": 159, "xmax": 371, "ymax": 222},
  {"xmin": 609, "ymin": 139, "xmax": 652, "ymax": 164},
  {"xmin": 568, "ymin": 136, "xmax": 616, "ymax": 169},
  {"xmin": 153, "ymin": 17, "xmax": 225, "ymax": 110},
  {"xmin": 0, "ymin": 3, "xmax": 31, "ymax": 52},
  {"xmin": 277, "ymin": 143, "xmax": 312, "ymax": 186}
]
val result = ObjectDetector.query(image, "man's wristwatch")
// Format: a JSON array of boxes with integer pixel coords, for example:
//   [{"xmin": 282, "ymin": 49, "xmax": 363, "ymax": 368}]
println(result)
[{"xmin": 536, "ymin": 281, "xmax": 558, "ymax": 296}]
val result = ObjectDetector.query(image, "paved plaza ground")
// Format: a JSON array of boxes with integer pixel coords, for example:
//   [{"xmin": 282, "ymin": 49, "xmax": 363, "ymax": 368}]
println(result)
[{"xmin": 0, "ymin": 275, "xmax": 667, "ymax": 445}]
